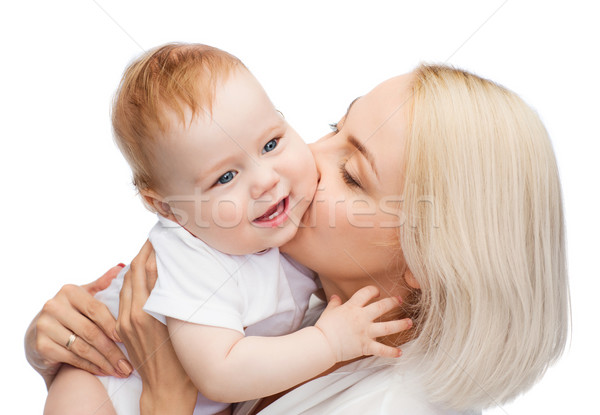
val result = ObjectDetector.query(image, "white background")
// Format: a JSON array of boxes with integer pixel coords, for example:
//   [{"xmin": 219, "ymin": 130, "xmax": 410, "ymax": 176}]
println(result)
[{"xmin": 2, "ymin": 1, "xmax": 598, "ymax": 413}]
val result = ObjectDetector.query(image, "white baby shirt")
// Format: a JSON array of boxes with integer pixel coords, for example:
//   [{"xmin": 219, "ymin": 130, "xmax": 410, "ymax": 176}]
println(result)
[
  {"xmin": 94, "ymin": 215, "xmax": 317, "ymax": 414},
  {"xmin": 143, "ymin": 214, "xmax": 318, "ymax": 337}
]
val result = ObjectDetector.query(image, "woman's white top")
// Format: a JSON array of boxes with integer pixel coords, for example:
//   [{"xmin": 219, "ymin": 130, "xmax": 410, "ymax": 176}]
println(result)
[{"xmin": 233, "ymin": 301, "xmax": 481, "ymax": 415}]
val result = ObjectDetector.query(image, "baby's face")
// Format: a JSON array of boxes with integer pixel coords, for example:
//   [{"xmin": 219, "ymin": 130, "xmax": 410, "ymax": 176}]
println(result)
[{"xmin": 152, "ymin": 69, "xmax": 318, "ymax": 255}]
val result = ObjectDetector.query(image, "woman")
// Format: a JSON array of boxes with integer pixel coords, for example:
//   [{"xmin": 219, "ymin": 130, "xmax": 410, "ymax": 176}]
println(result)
[{"xmin": 25, "ymin": 64, "xmax": 569, "ymax": 413}]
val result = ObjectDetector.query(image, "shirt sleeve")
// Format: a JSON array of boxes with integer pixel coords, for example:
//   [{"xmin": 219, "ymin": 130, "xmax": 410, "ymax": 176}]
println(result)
[{"xmin": 143, "ymin": 220, "xmax": 245, "ymax": 334}]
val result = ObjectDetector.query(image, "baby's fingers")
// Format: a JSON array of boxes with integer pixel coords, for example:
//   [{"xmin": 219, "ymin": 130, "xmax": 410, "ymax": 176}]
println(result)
[
  {"xmin": 323, "ymin": 294, "xmax": 343, "ymax": 311},
  {"xmin": 346, "ymin": 285, "xmax": 380, "ymax": 307},
  {"xmin": 369, "ymin": 318, "xmax": 413, "ymax": 338},
  {"xmin": 366, "ymin": 341, "xmax": 403, "ymax": 359},
  {"xmin": 365, "ymin": 296, "xmax": 402, "ymax": 320}
]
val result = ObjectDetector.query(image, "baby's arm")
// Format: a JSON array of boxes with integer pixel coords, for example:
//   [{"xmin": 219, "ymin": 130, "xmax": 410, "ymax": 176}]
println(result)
[{"xmin": 167, "ymin": 285, "xmax": 411, "ymax": 403}]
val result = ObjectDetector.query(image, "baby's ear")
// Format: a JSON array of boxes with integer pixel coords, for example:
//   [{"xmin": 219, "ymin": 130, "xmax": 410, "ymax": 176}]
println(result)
[{"xmin": 140, "ymin": 189, "xmax": 172, "ymax": 216}]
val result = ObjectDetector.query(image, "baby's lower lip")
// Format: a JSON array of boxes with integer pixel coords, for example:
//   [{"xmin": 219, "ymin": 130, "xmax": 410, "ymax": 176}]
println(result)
[{"xmin": 253, "ymin": 197, "xmax": 289, "ymax": 227}]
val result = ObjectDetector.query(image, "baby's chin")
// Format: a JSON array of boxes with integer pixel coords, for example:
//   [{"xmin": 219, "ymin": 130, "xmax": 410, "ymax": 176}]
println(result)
[
  {"xmin": 270, "ymin": 221, "xmax": 301, "ymax": 251},
  {"xmin": 278, "ymin": 217, "xmax": 308, "ymax": 255},
  {"xmin": 233, "ymin": 220, "xmax": 299, "ymax": 255}
]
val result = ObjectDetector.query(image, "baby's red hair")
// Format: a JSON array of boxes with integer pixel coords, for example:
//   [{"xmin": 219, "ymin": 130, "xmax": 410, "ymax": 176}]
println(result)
[{"xmin": 111, "ymin": 43, "xmax": 244, "ymax": 192}]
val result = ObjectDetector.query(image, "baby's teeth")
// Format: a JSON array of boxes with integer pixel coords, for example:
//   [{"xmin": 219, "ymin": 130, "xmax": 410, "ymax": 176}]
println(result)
[{"xmin": 268, "ymin": 211, "xmax": 279, "ymax": 220}]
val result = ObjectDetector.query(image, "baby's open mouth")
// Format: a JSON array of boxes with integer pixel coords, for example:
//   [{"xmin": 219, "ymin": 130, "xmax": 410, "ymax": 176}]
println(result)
[{"xmin": 253, "ymin": 197, "xmax": 289, "ymax": 227}]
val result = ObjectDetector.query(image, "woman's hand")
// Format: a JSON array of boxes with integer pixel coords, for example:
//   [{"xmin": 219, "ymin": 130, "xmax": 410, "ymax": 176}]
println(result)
[
  {"xmin": 117, "ymin": 240, "xmax": 197, "ymax": 415},
  {"xmin": 24, "ymin": 264, "xmax": 132, "ymax": 388}
]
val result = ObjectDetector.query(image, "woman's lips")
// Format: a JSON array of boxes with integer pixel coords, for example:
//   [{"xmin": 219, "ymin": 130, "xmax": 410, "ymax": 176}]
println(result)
[{"xmin": 253, "ymin": 196, "xmax": 290, "ymax": 228}]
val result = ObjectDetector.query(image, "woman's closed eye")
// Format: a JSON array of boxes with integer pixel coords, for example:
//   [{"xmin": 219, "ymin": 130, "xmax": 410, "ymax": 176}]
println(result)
[{"xmin": 339, "ymin": 161, "xmax": 362, "ymax": 189}]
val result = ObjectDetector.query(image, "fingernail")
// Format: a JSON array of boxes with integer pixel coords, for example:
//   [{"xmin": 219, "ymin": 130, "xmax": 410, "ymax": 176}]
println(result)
[
  {"xmin": 397, "ymin": 296, "xmax": 403, "ymax": 304},
  {"xmin": 117, "ymin": 359, "xmax": 133, "ymax": 376},
  {"xmin": 397, "ymin": 349, "xmax": 403, "ymax": 358},
  {"xmin": 113, "ymin": 330, "xmax": 122, "ymax": 343},
  {"xmin": 406, "ymin": 318, "xmax": 413, "ymax": 328},
  {"xmin": 117, "ymin": 263, "xmax": 126, "ymax": 268}
]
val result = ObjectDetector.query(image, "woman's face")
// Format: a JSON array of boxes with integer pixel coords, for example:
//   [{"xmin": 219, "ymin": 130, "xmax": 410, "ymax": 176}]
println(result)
[{"xmin": 282, "ymin": 73, "xmax": 414, "ymax": 297}]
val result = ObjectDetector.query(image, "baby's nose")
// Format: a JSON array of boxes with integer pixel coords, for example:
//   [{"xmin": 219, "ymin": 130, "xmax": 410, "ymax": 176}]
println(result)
[{"xmin": 250, "ymin": 167, "xmax": 280, "ymax": 199}]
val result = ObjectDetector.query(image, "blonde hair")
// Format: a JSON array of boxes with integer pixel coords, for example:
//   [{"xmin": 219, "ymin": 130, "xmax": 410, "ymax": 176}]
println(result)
[
  {"xmin": 111, "ymin": 43, "xmax": 244, "ymax": 193},
  {"xmin": 401, "ymin": 64, "xmax": 569, "ymax": 410}
]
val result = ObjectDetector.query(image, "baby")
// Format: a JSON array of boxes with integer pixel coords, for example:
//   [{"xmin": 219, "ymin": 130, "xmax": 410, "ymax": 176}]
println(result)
[{"xmin": 45, "ymin": 43, "xmax": 410, "ymax": 415}]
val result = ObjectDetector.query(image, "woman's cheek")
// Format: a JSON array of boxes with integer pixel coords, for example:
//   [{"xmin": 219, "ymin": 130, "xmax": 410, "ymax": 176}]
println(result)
[
  {"xmin": 345, "ymin": 197, "xmax": 379, "ymax": 229},
  {"xmin": 319, "ymin": 188, "xmax": 358, "ymax": 240}
]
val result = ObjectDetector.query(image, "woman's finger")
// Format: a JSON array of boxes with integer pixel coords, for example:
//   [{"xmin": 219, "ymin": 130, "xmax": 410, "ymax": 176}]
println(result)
[
  {"xmin": 346, "ymin": 285, "xmax": 380, "ymax": 307},
  {"xmin": 123, "ymin": 240, "xmax": 152, "ymax": 311},
  {"xmin": 43, "ymin": 340, "xmax": 105, "ymax": 376},
  {"xmin": 54, "ymin": 282, "xmax": 121, "ymax": 344},
  {"xmin": 118, "ymin": 267, "xmax": 133, "ymax": 335},
  {"xmin": 41, "ymin": 286, "xmax": 129, "ymax": 375},
  {"xmin": 37, "ymin": 313, "xmax": 109, "ymax": 376},
  {"xmin": 65, "ymin": 335, "xmax": 125, "ymax": 377},
  {"xmin": 133, "ymin": 240, "xmax": 154, "ymax": 266},
  {"xmin": 47, "ymin": 326, "xmax": 119, "ymax": 377},
  {"xmin": 368, "ymin": 318, "xmax": 413, "ymax": 339},
  {"xmin": 364, "ymin": 296, "xmax": 402, "ymax": 320},
  {"xmin": 65, "ymin": 287, "xmax": 122, "ymax": 343},
  {"xmin": 131, "ymin": 248, "xmax": 153, "ymax": 310},
  {"xmin": 82, "ymin": 264, "xmax": 124, "ymax": 295},
  {"xmin": 52, "ymin": 306, "xmax": 128, "ymax": 377},
  {"xmin": 145, "ymin": 249, "xmax": 158, "ymax": 292}
]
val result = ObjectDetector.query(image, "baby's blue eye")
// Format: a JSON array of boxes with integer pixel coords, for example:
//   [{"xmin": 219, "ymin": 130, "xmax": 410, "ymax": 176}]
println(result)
[
  {"xmin": 217, "ymin": 171, "xmax": 237, "ymax": 184},
  {"xmin": 262, "ymin": 138, "xmax": 279, "ymax": 154}
]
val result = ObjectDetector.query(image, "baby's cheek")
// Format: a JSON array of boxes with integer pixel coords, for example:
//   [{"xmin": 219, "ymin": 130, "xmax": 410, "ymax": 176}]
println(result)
[
  {"xmin": 211, "ymin": 199, "xmax": 244, "ymax": 229},
  {"xmin": 302, "ymin": 146, "xmax": 317, "ymax": 174},
  {"xmin": 171, "ymin": 201, "xmax": 200, "ymax": 229},
  {"xmin": 289, "ymin": 142, "xmax": 314, "ymax": 169},
  {"xmin": 292, "ymin": 150, "xmax": 318, "ymax": 194}
]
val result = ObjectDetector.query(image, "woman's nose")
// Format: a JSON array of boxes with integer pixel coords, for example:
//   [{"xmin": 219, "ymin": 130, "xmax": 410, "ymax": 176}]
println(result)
[{"xmin": 250, "ymin": 166, "xmax": 280, "ymax": 199}]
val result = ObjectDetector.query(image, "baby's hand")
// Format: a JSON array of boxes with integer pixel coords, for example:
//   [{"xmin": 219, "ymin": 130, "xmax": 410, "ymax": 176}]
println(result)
[{"xmin": 314, "ymin": 286, "xmax": 412, "ymax": 362}]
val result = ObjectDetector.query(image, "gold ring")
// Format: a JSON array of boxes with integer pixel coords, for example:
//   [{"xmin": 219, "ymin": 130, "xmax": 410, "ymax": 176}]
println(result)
[{"xmin": 66, "ymin": 333, "xmax": 77, "ymax": 350}]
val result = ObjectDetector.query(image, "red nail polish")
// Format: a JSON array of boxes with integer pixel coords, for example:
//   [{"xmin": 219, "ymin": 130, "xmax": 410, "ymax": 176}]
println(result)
[{"xmin": 117, "ymin": 263, "xmax": 126, "ymax": 268}]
